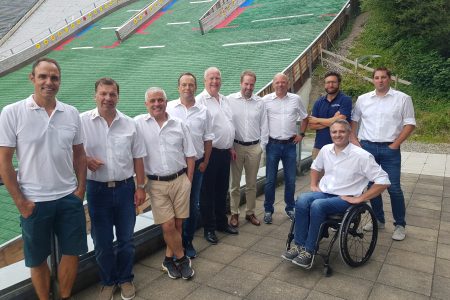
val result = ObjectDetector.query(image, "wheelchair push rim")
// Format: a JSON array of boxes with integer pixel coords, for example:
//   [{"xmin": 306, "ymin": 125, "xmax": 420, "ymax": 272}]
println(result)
[{"xmin": 339, "ymin": 203, "xmax": 378, "ymax": 267}]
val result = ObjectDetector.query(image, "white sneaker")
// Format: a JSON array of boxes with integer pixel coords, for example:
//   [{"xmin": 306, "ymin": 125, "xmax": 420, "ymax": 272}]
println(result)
[
  {"xmin": 363, "ymin": 220, "xmax": 385, "ymax": 231},
  {"xmin": 392, "ymin": 225, "xmax": 406, "ymax": 241}
]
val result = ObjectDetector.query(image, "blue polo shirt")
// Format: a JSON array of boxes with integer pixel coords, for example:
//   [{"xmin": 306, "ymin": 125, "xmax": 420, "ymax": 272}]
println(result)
[{"xmin": 311, "ymin": 91, "xmax": 352, "ymax": 149}]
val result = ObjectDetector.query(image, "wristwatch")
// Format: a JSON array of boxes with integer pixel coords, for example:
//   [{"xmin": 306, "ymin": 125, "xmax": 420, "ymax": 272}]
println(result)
[
  {"xmin": 137, "ymin": 183, "xmax": 146, "ymax": 189},
  {"xmin": 299, "ymin": 132, "xmax": 305, "ymax": 137}
]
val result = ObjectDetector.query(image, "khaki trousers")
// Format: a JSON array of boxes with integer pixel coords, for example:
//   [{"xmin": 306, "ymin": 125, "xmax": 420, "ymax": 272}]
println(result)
[{"xmin": 230, "ymin": 143, "xmax": 263, "ymax": 215}]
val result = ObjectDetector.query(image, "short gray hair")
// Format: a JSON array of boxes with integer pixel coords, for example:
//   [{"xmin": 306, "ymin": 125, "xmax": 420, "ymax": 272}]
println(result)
[
  {"xmin": 204, "ymin": 67, "xmax": 221, "ymax": 79},
  {"xmin": 273, "ymin": 72, "xmax": 288, "ymax": 82},
  {"xmin": 330, "ymin": 119, "xmax": 351, "ymax": 132},
  {"xmin": 145, "ymin": 87, "xmax": 167, "ymax": 102}
]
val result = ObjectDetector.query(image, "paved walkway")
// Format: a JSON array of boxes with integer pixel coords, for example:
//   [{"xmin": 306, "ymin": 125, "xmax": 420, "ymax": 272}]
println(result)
[{"xmin": 74, "ymin": 152, "xmax": 450, "ymax": 300}]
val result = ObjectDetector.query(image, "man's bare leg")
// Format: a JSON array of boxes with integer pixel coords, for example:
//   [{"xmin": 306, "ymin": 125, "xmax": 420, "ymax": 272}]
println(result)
[
  {"xmin": 58, "ymin": 255, "xmax": 79, "ymax": 298},
  {"xmin": 175, "ymin": 218, "xmax": 183, "ymax": 235},
  {"xmin": 161, "ymin": 218, "xmax": 184, "ymax": 259},
  {"xmin": 31, "ymin": 261, "xmax": 50, "ymax": 300}
]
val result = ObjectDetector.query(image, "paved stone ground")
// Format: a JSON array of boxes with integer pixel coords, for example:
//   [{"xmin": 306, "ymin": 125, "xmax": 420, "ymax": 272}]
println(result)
[{"xmin": 75, "ymin": 153, "xmax": 450, "ymax": 299}]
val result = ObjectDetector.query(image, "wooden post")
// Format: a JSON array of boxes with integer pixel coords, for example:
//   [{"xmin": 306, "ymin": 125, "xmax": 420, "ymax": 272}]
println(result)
[{"xmin": 320, "ymin": 44, "xmax": 323, "ymax": 67}]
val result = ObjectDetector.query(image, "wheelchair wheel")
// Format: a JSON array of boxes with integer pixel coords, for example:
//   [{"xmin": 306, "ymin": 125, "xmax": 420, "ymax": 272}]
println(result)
[{"xmin": 339, "ymin": 203, "xmax": 377, "ymax": 267}]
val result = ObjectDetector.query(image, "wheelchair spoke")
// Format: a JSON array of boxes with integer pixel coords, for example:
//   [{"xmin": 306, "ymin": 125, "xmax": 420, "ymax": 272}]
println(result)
[{"xmin": 340, "ymin": 204, "xmax": 378, "ymax": 267}]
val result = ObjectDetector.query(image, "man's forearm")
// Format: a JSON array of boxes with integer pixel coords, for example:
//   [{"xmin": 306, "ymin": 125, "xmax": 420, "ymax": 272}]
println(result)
[
  {"xmin": 300, "ymin": 118, "xmax": 308, "ymax": 133},
  {"xmin": 360, "ymin": 184, "xmax": 389, "ymax": 202},
  {"xmin": 310, "ymin": 169, "xmax": 321, "ymax": 188},
  {"xmin": 308, "ymin": 123, "xmax": 327, "ymax": 130},
  {"xmin": 73, "ymin": 144, "xmax": 87, "ymax": 194},
  {"xmin": 0, "ymin": 147, "xmax": 27, "ymax": 205},
  {"xmin": 350, "ymin": 121, "xmax": 360, "ymax": 146},
  {"xmin": 203, "ymin": 140, "xmax": 212, "ymax": 164},
  {"xmin": 133, "ymin": 158, "xmax": 145, "ymax": 186},
  {"xmin": 186, "ymin": 157, "xmax": 195, "ymax": 180},
  {"xmin": 391, "ymin": 125, "xmax": 415, "ymax": 148}
]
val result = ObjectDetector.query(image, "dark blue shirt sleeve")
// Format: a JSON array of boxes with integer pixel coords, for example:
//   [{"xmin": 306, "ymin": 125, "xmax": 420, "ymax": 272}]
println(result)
[
  {"xmin": 311, "ymin": 99, "xmax": 320, "ymax": 117},
  {"xmin": 340, "ymin": 96, "xmax": 352, "ymax": 121}
]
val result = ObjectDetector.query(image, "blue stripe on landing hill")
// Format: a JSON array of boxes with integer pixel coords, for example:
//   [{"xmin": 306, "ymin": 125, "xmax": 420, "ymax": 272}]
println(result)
[
  {"xmin": 162, "ymin": 0, "xmax": 178, "ymax": 12},
  {"xmin": 241, "ymin": 0, "xmax": 255, "ymax": 7},
  {"xmin": 75, "ymin": 25, "xmax": 94, "ymax": 37}
]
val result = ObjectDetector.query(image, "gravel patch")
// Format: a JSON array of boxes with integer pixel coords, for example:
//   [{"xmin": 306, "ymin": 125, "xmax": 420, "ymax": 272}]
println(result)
[{"xmin": 401, "ymin": 141, "xmax": 450, "ymax": 154}]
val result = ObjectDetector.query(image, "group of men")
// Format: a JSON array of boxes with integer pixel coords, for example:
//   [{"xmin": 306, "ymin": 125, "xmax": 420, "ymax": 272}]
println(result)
[
  {"xmin": 0, "ymin": 56, "xmax": 415, "ymax": 299},
  {"xmin": 281, "ymin": 68, "xmax": 415, "ymax": 269}
]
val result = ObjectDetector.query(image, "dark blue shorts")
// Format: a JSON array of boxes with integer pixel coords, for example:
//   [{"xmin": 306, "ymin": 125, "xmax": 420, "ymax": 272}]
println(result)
[{"xmin": 20, "ymin": 193, "xmax": 88, "ymax": 267}]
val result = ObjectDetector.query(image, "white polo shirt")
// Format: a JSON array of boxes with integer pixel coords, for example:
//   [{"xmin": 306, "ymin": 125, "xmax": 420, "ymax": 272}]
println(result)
[
  {"xmin": 166, "ymin": 99, "xmax": 214, "ymax": 160},
  {"xmin": 0, "ymin": 95, "xmax": 84, "ymax": 202},
  {"xmin": 80, "ymin": 108, "xmax": 147, "ymax": 182},
  {"xmin": 196, "ymin": 90, "xmax": 235, "ymax": 149},
  {"xmin": 227, "ymin": 92, "xmax": 269, "ymax": 150},
  {"xmin": 312, "ymin": 143, "xmax": 390, "ymax": 196},
  {"xmin": 134, "ymin": 113, "xmax": 196, "ymax": 176},
  {"xmin": 263, "ymin": 92, "xmax": 308, "ymax": 140},
  {"xmin": 352, "ymin": 88, "xmax": 416, "ymax": 142}
]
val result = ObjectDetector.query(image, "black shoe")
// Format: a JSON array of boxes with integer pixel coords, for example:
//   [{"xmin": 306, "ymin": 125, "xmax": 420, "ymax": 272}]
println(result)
[
  {"xmin": 217, "ymin": 224, "xmax": 238, "ymax": 235},
  {"xmin": 175, "ymin": 256, "xmax": 195, "ymax": 280},
  {"xmin": 161, "ymin": 259, "xmax": 181, "ymax": 279},
  {"xmin": 204, "ymin": 231, "xmax": 218, "ymax": 244}
]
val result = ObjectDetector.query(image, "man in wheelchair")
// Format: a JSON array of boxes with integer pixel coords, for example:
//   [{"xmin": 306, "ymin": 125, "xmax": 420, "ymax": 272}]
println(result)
[{"xmin": 282, "ymin": 119, "xmax": 390, "ymax": 269}]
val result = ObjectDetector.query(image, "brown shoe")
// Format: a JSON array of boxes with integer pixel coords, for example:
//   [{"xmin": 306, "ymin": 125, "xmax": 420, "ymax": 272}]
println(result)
[
  {"xmin": 245, "ymin": 214, "xmax": 261, "ymax": 226},
  {"xmin": 230, "ymin": 214, "xmax": 239, "ymax": 227}
]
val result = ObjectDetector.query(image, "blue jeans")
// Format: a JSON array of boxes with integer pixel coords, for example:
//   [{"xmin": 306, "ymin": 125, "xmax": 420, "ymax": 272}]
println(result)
[
  {"xmin": 361, "ymin": 140, "xmax": 406, "ymax": 227},
  {"xmin": 183, "ymin": 158, "xmax": 204, "ymax": 244},
  {"xmin": 264, "ymin": 142, "xmax": 297, "ymax": 213},
  {"xmin": 87, "ymin": 178, "xmax": 136, "ymax": 286},
  {"xmin": 294, "ymin": 192, "xmax": 351, "ymax": 253}
]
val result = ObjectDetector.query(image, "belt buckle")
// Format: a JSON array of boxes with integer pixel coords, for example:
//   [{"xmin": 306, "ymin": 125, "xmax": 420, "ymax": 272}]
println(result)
[{"xmin": 107, "ymin": 181, "xmax": 115, "ymax": 188}]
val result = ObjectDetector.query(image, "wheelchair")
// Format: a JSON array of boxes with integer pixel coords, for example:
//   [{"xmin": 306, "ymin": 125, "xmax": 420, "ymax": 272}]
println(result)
[{"xmin": 285, "ymin": 203, "xmax": 378, "ymax": 276}]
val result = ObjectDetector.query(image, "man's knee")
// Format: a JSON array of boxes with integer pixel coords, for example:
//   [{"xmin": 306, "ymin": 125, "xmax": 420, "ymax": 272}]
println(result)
[
  {"xmin": 309, "ymin": 200, "xmax": 325, "ymax": 215},
  {"xmin": 295, "ymin": 194, "xmax": 311, "ymax": 211},
  {"xmin": 161, "ymin": 218, "xmax": 177, "ymax": 233}
]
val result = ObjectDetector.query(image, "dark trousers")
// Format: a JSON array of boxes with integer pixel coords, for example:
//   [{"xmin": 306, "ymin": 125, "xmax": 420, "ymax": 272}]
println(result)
[
  {"xmin": 183, "ymin": 158, "xmax": 204, "ymax": 243},
  {"xmin": 200, "ymin": 148, "xmax": 231, "ymax": 232},
  {"xmin": 87, "ymin": 179, "xmax": 136, "ymax": 286}
]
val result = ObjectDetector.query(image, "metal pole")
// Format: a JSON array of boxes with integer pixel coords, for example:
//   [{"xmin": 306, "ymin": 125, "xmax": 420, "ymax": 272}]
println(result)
[{"xmin": 49, "ymin": 230, "xmax": 59, "ymax": 300}]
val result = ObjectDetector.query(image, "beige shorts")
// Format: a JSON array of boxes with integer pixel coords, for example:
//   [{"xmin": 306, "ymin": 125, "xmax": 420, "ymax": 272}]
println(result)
[{"xmin": 146, "ymin": 173, "xmax": 191, "ymax": 224}]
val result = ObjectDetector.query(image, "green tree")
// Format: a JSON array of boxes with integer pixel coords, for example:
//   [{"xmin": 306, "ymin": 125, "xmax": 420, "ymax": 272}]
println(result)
[{"xmin": 362, "ymin": 0, "xmax": 450, "ymax": 57}]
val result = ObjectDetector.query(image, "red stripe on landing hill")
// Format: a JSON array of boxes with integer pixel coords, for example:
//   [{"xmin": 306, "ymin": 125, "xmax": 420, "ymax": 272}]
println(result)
[
  {"xmin": 54, "ymin": 37, "xmax": 75, "ymax": 51},
  {"xmin": 102, "ymin": 40, "xmax": 121, "ymax": 49},
  {"xmin": 136, "ymin": 12, "xmax": 164, "ymax": 34},
  {"xmin": 215, "ymin": 7, "xmax": 246, "ymax": 29}
]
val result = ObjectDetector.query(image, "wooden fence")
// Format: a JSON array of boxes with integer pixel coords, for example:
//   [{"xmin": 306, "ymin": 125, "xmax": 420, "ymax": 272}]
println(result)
[
  {"xmin": 320, "ymin": 48, "xmax": 411, "ymax": 87},
  {"xmin": 257, "ymin": 0, "xmax": 357, "ymax": 97}
]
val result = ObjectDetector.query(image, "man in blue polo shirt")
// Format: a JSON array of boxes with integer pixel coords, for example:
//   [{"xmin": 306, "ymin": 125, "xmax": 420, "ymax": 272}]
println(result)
[{"xmin": 308, "ymin": 71, "xmax": 352, "ymax": 158}]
